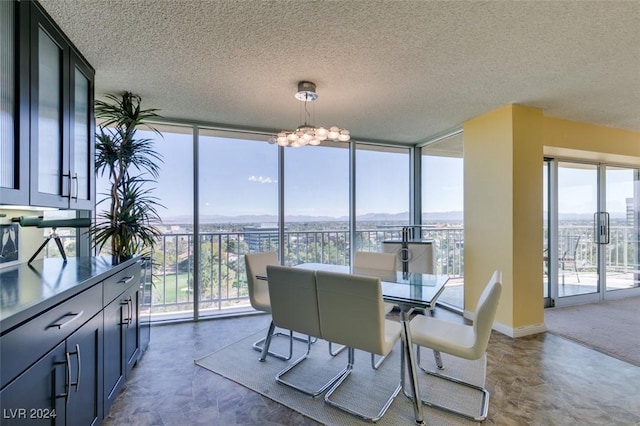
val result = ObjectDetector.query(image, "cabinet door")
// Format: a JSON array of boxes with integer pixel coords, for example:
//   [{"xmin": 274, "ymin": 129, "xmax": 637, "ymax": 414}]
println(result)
[
  {"xmin": 65, "ymin": 313, "xmax": 103, "ymax": 426},
  {"xmin": 123, "ymin": 285, "xmax": 140, "ymax": 376},
  {"xmin": 68, "ymin": 51, "xmax": 94, "ymax": 210},
  {"xmin": 102, "ymin": 295, "xmax": 126, "ymax": 415},
  {"xmin": 0, "ymin": 0, "xmax": 29, "ymax": 205},
  {"xmin": 29, "ymin": 4, "xmax": 69, "ymax": 208},
  {"xmin": 0, "ymin": 341, "xmax": 66, "ymax": 426}
]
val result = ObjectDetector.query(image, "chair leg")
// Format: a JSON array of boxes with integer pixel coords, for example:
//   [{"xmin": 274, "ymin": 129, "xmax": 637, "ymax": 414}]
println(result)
[
  {"xmin": 255, "ymin": 321, "xmax": 293, "ymax": 361},
  {"xmin": 405, "ymin": 345, "xmax": 490, "ymax": 422},
  {"xmin": 371, "ymin": 351, "xmax": 391, "ymax": 369},
  {"xmin": 329, "ymin": 341, "xmax": 347, "ymax": 356},
  {"xmin": 276, "ymin": 336, "xmax": 348, "ymax": 397},
  {"xmin": 324, "ymin": 347, "xmax": 401, "ymax": 423}
]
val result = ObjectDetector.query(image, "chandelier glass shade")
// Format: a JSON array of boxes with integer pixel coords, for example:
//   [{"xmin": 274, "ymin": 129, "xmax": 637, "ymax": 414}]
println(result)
[{"xmin": 268, "ymin": 81, "xmax": 350, "ymax": 147}]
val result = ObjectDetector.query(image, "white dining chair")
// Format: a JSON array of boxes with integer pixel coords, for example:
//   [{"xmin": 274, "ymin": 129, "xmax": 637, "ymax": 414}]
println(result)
[
  {"xmin": 316, "ymin": 270, "xmax": 402, "ymax": 422},
  {"xmin": 266, "ymin": 265, "xmax": 347, "ymax": 397},
  {"xmin": 244, "ymin": 252, "xmax": 294, "ymax": 361},
  {"xmin": 407, "ymin": 270, "xmax": 502, "ymax": 421},
  {"xmin": 352, "ymin": 251, "xmax": 398, "ymax": 369}
]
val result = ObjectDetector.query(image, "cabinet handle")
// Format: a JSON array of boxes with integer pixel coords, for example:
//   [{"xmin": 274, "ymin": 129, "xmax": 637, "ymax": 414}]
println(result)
[
  {"xmin": 71, "ymin": 173, "xmax": 78, "ymax": 200},
  {"xmin": 74, "ymin": 344, "xmax": 81, "ymax": 393},
  {"xmin": 127, "ymin": 297, "xmax": 133, "ymax": 327},
  {"xmin": 67, "ymin": 344, "xmax": 81, "ymax": 395},
  {"xmin": 118, "ymin": 276, "xmax": 135, "ymax": 285},
  {"xmin": 121, "ymin": 299, "xmax": 130, "ymax": 325},
  {"xmin": 48, "ymin": 311, "xmax": 84, "ymax": 329},
  {"xmin": 62, "ymin": 171, "xmax": 71, "ymax": 199},
  {"xmin": 55, "ymin": 355, "xmax": 71, "ymax": 404}
]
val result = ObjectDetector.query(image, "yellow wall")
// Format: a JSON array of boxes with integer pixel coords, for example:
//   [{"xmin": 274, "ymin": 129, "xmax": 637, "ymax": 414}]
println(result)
[
  {"xmin": 463, "ymin": 105, "xmax": 544, "ymax": 335},
  {"xmin": 464, "ymin": 105, "xmax": 640, "ymax": 337},
  {"xmin": 544, "ymin": 117, "xmax": 640, "ymax": 163}
]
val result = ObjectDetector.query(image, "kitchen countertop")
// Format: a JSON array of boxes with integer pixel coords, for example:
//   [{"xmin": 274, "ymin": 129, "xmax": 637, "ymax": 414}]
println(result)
[{"xmin": 0, "ymin": 256, "xmax": 138, "ymax": 334}]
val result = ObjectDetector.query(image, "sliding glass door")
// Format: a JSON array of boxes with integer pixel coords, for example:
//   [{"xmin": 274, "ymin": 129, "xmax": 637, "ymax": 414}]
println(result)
[
  {"xmin": 546, "ymin": 159, "xmax": 640, "ymax": 307},
  {"xmin": 604, "ymin": 166, "xmax": 640, "ymax": 296}
]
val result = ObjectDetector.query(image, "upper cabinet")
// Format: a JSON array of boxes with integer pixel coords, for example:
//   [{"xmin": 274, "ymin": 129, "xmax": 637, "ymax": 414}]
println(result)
[
  {"xmin": 1, "ymin": 1, "xmax": 95, "ymax": 210},
  {"xmin": 29, "ymin": 2, "xmax": 95, "ymax": 209},
  {"xmin": 0, "ymin": 1, "xmax": 29, "ymax": 205}
]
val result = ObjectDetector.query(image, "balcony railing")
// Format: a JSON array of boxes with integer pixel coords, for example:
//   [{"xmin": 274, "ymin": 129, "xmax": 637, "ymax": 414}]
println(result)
[
  {"xmin": 147, "ymin": 227, "xmax": 464, "ymax": 318},
  {"xmin": 45, "ymin": 224, "xmax": 637, "ymax": 318}
]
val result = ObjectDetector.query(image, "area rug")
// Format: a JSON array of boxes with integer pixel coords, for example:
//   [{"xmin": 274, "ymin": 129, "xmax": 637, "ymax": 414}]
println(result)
[
  {"xmin": 195, "ymin": 330, "xmax": 486, "ymax": 425},
  {"xmin": 544, "ymin": 296, "xmax": 640, "ymax": 367}
]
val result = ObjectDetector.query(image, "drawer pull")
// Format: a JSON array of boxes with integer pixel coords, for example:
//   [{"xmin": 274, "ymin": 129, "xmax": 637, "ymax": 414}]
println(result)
[
  {"xmin": 118, "ymin": 276, "xmax": 135, "ymax": 285},
  {"xmin": 48, "ymin": 311, "xmax": 84, "ymax": 329}
]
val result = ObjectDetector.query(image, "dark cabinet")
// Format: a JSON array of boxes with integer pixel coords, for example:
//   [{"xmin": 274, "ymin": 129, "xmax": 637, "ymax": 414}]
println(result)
[
  {"xmin": 0, "ymin": 312, "xmax": 103, "ymax": 426},
  {"xmin": 1, "ymin": 258, "xmax": 144, "ymax": 426},
  {"xmin": 0, "ymin": 0, "xmax": 29, "ymax": 205},
  {"xmin": 123, "ymin": 283, "xmax": 140, "ymax": 376},
  {"xmin": 65, "ymin": 313, "xmax": 103, "ymax": 426},
  {"xmin": 102, "ymin": 262, "xmax": 141, "ymax": 415},
  {"xmin": 0, "ymin": 341, "xmax": 66, "ymax": 426},
  {"xmin": 0, "ymin": 1, "xmax": 94, "ymax": 208},
  {"xmin": 28, "ymin": 2, "xmax": 95, "ymax": 209},
  {"xmin": 102, "ymin": 296, "xmax": 125, "ymax": 415}
]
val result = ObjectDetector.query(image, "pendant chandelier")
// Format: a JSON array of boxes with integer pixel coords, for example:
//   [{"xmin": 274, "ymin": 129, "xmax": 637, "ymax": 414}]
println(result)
[{"xmin": 268, "ymin": 81, "xmax": 350, "ymax": 147}]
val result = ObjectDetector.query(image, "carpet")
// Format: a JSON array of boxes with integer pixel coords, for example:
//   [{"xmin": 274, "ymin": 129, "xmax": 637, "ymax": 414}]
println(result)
[
  {"xmin": 545, "ymin": 296, "xmax": 640, "ymax": 367},
  {"xmin": 195, "ymin": 329, "xmax": 486, "ymax": 425}
]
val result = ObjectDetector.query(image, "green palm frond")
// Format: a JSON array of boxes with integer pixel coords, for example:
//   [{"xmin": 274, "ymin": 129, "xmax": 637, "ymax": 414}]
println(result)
[{"xmin": 91, "ymin": 91, "xmax": 165, "ymax": 259}]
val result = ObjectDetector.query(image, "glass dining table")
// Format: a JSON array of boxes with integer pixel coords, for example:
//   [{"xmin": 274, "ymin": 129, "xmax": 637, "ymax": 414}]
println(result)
[{"xmin": 259, "ymin": 262, "xmax": 449, "ymax": 425}]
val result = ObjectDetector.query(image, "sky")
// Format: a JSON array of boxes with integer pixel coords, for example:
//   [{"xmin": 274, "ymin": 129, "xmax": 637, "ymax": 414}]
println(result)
[
  {"xmin": 96, "ymin": 129, "xmax": 464, "ymax": 220},
  {"xmin": 96, "ymin": 128, "xmax": 637, "ymax": 222}
]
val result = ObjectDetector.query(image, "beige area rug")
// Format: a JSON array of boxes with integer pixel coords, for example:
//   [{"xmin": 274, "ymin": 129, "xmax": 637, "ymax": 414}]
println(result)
[
  {"xmin": 545, "ymin": 296, "xmax": 640, "ymax": 367},
  {"xmin": 195, "ymin": 330, "xmax": 486, "ymax": 425}
]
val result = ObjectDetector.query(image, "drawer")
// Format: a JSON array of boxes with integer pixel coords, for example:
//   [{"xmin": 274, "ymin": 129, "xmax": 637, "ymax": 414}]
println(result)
[
  {"xmin": 103, "ymin": 262, "xmax": 141, "ymax": 305},
  {"xmin": 0, "ymin": 282, "xmax": 102, "ymax": 389}
]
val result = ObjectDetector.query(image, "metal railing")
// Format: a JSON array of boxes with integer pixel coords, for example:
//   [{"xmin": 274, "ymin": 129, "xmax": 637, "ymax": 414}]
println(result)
[
  {"xmin": 45, "ymin": 224, "xmax": 637, "ymax": 317},
  {"xmin": 146, "ymin": 226, "xmax": 464, "ymax": 317},
  {"xmin": 543, "ymin": 225, "xmax": 639, "ymax": 273}
]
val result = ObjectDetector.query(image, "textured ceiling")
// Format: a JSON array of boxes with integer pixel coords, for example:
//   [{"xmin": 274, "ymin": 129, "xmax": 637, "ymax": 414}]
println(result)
[{"xmin": 39, "ymin": 0, "xmax": 640, "ymax": 145}]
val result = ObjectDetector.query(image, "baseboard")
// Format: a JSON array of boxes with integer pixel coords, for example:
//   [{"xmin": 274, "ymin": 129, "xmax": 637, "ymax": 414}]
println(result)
[
  {"xmin": 493, "ymin": 321, "xmax": 547, "ymax": 338},
  {"xmin": 464, "ymin": 309, "xmax": 547, "ymax": 338}
]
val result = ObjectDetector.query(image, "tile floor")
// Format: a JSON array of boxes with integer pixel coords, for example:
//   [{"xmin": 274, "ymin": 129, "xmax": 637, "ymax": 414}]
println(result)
[{"xmin": 103, "ymin": 309, "xmax": 640, "ymax": 425}]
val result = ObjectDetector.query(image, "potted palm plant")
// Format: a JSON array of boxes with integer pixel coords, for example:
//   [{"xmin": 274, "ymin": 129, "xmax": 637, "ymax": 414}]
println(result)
[{"xmin": 91, "ymin": 91, "xmax": 164, "ymax": 263}]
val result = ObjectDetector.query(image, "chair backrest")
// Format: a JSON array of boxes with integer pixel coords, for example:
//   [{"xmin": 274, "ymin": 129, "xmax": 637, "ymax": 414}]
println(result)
[
  {"xmin": 244, "ymin": 252, "xmax": 278, "ymax": 313},
  {"xmin": 353, "ymin": 251, "xmax": 396, "ymax": 271},
  {"xmin": 316, "ymin": 270, "xmax": 387, "ymax": 355},
  {"xmin": 560, "ymin": 235, "xmax": 580, "ymax": 260},
  {"xmin": 471, "ymin": 270, "xmax": 503, "ymax": 359},
  {"xmin": 266, "ymin": 265, "xmax": 322, "ymax": 339}
]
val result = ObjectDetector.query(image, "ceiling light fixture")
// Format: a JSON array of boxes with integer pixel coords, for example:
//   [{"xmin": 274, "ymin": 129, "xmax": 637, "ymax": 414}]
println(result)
[{"xmin": 268, "ymin": 81, "xmax": 350, "ymax": 147}]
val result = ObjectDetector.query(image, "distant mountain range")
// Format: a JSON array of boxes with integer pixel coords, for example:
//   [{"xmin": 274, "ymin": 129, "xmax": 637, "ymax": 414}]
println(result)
[
  {"xmin": 161, "ymin": 211, "xmax": 464, "ymax": 224},
  {"xmin": 160, "ymin": 210, "xmax": 628, "ymax": 225}
]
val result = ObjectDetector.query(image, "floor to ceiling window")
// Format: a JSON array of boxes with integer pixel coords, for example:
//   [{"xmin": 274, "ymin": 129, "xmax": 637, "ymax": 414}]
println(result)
[
  {"xmin": 197, "ymin": 130, "xmax": 278, "ymax": 318},
  {"xmin": 140, "ymin": 125, "xmax": 194, "ymax": 321},
  {"xmin": 95, "ymin": 124, "xmax": 194, "ymax": 321},
  {"xmin": 420, "ymin": 133, "xmax": 464, "ymax": 310},
  {"xmin": 355, "ymin": 144, "xmax": 410, "ymax": 261},
  {"xmin": 284, "ymin": 141, "xmax": 349, "ymax": 266},
  {"xmin": 95, "ymin": 121, "xmax": 467, "ymax": 321}
]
